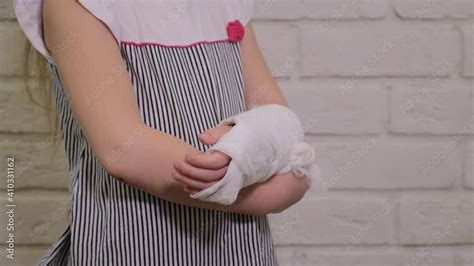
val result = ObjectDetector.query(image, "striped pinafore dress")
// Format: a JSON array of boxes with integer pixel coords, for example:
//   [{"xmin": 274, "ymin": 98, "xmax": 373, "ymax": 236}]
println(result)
[{"xmin": 15, "ymin": 0, "xmax": 277, "ymax": 265}]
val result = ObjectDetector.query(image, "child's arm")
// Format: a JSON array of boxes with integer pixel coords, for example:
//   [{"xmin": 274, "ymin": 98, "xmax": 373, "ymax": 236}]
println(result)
[
  {"xmin": 174, "ymin": 104, "xmax": 318, "ymax": 205},
  {"xmin": 173, "ymin": 23, "xmax": 315, "ymax": 208},
  {"xmin": 241, "ymin": 23, "xmax": 289, "ymax": 109},
  {"xmin": 43, "ymin": 0, "xmax": 308, "ymax": 216},
  {"xmin": 175, "ymin": 23, "xmax": 315, "ymax": 205}
]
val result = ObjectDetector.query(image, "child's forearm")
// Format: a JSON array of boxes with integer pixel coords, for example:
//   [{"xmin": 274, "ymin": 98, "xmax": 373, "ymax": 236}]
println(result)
[
  {"xmin": 107, "ymin": 124, "xmax": 304, "ymax": 215},
  {"xmin": 230, "ymin": 171, "xmax": 310, "ymax": 215}
]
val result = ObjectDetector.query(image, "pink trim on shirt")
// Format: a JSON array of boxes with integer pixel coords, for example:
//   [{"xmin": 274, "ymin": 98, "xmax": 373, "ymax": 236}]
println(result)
[{"xmin": 120, "ymin": 39, "xmax": 234, "ymax": 48}]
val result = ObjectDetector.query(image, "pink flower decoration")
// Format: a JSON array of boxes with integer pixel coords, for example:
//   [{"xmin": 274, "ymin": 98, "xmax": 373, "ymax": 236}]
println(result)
[{"xmin": 227, "ymin": 20, "xmax": 245, "ymax": 42}]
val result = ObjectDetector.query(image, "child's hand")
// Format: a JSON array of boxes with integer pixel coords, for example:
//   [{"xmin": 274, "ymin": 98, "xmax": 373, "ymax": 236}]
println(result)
[{"xmin": 172, "ymin": 124, "xmax": 233, "ymax": 193}]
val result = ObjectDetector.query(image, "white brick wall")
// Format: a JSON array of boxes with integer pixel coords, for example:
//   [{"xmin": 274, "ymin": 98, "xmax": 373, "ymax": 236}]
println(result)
[
  {"xmin": 252, "ymin": 1, "xmax": 473, "ymax": 265},
  {"xmin": 0, "ymin": 1, "xmax": 473, "ymax": 265},
  {"xmin": 462, "ymin": 24, "xmax": 474, "ymax": 77},
  {"xmin": 299, "ymin": 23, "xmax": 459, "ymax": 77}
]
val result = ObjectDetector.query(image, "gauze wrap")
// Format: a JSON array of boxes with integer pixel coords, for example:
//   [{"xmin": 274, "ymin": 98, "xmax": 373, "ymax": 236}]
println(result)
[{"xmin": 190, "ymin": 104, "xmax": 321, "ymax": 205}]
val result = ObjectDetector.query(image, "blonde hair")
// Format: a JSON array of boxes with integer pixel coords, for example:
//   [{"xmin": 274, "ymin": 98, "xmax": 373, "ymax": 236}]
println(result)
[{"xmin": 23, "ymin": 41, "xmax": 62, "ymax": 150}]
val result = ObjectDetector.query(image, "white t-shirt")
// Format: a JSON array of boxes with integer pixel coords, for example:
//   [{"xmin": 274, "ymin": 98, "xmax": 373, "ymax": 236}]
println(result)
[{"xmin": 14, "ymin": 0, "xmax": 254, "ymax": 64}]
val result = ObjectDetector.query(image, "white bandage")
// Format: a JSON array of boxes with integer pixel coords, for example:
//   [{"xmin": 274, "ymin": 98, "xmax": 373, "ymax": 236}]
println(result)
[{"xmin": 190, "ymin": 104, "xmax": 322, "ymax": 205}]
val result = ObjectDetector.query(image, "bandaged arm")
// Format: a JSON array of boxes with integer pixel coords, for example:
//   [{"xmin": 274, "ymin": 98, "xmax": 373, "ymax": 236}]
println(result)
[{"xmin": 190, "ymin": 104, "xmax": 321, "ymax": 205}]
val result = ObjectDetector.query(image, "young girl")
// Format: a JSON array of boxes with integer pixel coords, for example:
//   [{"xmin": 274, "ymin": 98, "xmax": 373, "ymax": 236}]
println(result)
[{"xmin": 15, "ymin": 0, "xmax": 311, "ymax": 265}]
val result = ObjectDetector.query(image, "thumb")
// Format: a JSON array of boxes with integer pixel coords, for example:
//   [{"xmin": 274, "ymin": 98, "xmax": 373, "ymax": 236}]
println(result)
[{"xmin": 199, "ymin": 124, "xmax": 232, "ymax": 145}]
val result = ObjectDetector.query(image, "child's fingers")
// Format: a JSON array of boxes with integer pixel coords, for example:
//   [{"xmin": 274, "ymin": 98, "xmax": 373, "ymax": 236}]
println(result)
[
  {"xmin": 198, "ymin": 125, "xmax": 232, "ymax": 145},
  {"xmin": 185, "ymin": 150, "xmax": 230, "ymax": 170},
  {"xmin": 198, "ymin": 132, "xmax": 213, "ymax": 145},
  {"xmin": 172, "ymin": 170, "xmax": 218, "ymax": 190},
  {"xmin": 173, "ymin": 160, "xmax": 227, "ymax": 182}
]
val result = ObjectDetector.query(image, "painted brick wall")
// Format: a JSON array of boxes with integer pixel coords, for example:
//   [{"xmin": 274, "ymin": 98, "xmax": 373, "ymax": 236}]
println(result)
[{"xmin": 0, "ymin": 0, "xmax": 473, "ymax": 265}]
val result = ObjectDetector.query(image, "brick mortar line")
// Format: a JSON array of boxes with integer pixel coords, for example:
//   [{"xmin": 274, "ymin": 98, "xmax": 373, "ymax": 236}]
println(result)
[
  {"xmin": 272, "ymin": 243, "xmax": 474, "ymax": 248},
  {"xmin": 253, "ymin": 17, "xmax": 474, "ymax": 23},
  {"xmin": 3, "ymin": 188, "xmax": 472, "ymax": 196},
  {"xmin": 1, "ymin": 133, "xmax": 473, "ymax": 140}
]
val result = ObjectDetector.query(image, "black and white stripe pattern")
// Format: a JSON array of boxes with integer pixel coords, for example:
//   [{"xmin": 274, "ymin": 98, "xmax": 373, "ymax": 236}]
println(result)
[{"xmin": 38, "ymin": 41, "xmax": 277, "ymax": 266}]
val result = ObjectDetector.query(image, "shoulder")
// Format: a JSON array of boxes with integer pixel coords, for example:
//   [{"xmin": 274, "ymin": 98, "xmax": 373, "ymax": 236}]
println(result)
[
  {"xmin": 41, "ymin": 0, "xmax": 83, "ymax": 50},
  {"xmin": 15, "ymin": 0, "xmax": 54, "ymax": 63},
  {"xmin": 14, "ymin": 0, "xmax": 255, "ymax": 64},
  {"xmin": 115, "ymin": 0, "xmax": 256, "ymax": 46},
  {"xmin": 15, "ymin": 0, "xmax": 120, "ymax": 64}
]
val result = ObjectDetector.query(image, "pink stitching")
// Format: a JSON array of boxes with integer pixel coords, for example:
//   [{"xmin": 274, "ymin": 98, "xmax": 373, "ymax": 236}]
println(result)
[{"xmin": 120, "ymin": 39, "xmax": 234, "ymax": 48}]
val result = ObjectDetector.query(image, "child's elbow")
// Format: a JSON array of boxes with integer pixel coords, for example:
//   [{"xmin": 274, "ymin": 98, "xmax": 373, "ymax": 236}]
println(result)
[
  {"xmin": 96, "ymin": 145, "xmax": 140, "ymax": 186},
  {"xmin": 95, "ymin": 146, "xmax": 126, "ymax": 178},
  {"xmin": 93, "ymin": 124, "xmax": 152, "ymax": 180}
]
